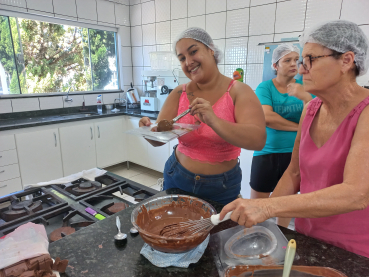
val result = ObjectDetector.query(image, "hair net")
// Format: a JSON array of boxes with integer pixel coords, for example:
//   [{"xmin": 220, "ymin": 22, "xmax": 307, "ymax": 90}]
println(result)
[
  {"xmin": 173, "ymin": 27, "xmax": 223, "ymax": 64},
  {"xmin": 271, "ymin": 43, "xmax": 300, "ymax": 69},
  {"xmin": 299, "ymin": 20, "xmax": 369, "ymax": 76}
]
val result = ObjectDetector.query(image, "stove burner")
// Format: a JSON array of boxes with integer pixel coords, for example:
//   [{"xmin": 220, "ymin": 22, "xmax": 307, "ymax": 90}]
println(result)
[
  {"xmin": 103, "ymin": 203, "xmax": 129, "ymax": 215},
  {"xmin": 1, "ymin": 200, "xmax": 43, "ymax": 222},
  {"xmin": 49, "ymin": 227, "xmax": 76, "ymax": 242},
  {"xmin": 68, "ymin": 180, "xmax": 102, "ymax": 196},
  {"xmin": 11, "ymin": 200, "xmax": 33, "ymax": 210}
]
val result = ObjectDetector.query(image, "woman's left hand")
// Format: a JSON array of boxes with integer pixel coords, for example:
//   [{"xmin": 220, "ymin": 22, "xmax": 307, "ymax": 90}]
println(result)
[
  {"xmin": 219, "ymin": 198, "xmax": 272, "ymax": 228},
  {"xmin": 287, "ymin": 83, "xmax": 311, "ymax": 102},
  {"xmin": 189, "ymin": 97, "xmax": 218, "ymax": 126}
]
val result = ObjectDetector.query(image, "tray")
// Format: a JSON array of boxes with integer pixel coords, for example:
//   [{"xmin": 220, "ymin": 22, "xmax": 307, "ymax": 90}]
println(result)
[
  {"xmin": 209, "ymin": 219, "xmax": 300, "ymax": 276},
  {"xmin": 125, "ymin": 123, "xmax": 201, "ymax": 143}
]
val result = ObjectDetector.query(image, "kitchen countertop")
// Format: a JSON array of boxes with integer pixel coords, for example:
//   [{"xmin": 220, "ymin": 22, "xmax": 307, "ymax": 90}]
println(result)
[
  {"xmin": 48, "ymin": 188, "xmax": 369, "ymax": 277},
  {"xmin": 0, "ymin": 107, "xmax": 159, "ymax": 131}
]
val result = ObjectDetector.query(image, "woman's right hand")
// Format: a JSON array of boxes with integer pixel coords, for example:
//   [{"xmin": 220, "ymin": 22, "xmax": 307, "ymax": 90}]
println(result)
[{"xmin": 139, "ymin": 117, "xmax": 152, "ymax": 127}]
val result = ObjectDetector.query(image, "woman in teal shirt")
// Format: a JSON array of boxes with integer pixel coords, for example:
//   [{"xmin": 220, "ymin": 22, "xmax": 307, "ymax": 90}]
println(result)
[{"xmin": 250, "ymin": 44, "xmax": 314, "ymax": 199}]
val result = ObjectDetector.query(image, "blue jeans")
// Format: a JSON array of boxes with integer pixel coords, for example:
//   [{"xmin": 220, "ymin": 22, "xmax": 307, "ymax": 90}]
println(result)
[{"xmin": 163, "ymin": 146, "xmax": 242, "ymax": 205}]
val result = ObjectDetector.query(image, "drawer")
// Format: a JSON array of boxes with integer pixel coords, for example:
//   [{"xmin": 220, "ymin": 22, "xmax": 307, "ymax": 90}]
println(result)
[
  {"xmin": 0, "ymin": 135, "xmax": 16, "ymax": 151},
  {"xmin": 0, "ymin": 164, "xmax": 20, "ymax": 182},
  {"xmin": 0, "ymin": 177, "xmax": 22, "ymax": 197},
  {"xmin": 0, "ymin": 149, "xmax": 18, "ymax": 167}
]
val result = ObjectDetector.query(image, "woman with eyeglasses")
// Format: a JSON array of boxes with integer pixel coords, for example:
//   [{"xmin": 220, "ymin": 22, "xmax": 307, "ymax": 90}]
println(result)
[
  {"xmin": 250, "ymin": 43, "xmax": 313, "ymax": 200},
  {"xmin": 219, "ymin": 20, "xmax": 369, "ymax": 258}
]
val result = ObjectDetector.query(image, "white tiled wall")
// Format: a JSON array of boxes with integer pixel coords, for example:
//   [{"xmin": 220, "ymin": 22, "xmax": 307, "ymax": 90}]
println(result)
[
  {"xmin": 2, "ymin": 0, "xmax": 369, "ymax": 113},
  {"xmin": 129, "ymin": 0, "xmax": 369, "ymax": 93}
]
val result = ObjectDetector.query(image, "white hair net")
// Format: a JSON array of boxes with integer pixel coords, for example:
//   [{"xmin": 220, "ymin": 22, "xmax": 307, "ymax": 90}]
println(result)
[
  {"xmin": 299, "ymin": 20, "xmax": 369, "ymax": 76},
  {"xmin": 173, "ymin": 27, "xmax": 223, "ymax": 64},
  {"xmin": 271, "ymin": 43, "xmax": 300, "ymax": 69}
]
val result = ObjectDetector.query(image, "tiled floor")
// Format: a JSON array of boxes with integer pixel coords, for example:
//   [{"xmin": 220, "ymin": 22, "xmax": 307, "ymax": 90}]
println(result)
[{"xmin": 104, "ymin": 162, "xmax": 163, "ymax": 203}]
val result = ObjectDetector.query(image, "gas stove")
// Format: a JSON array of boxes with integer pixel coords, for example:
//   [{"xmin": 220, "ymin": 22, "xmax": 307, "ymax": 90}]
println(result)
[{"xmin": 0, "ymin": 172, "xmax": 159, "ymax": 241}]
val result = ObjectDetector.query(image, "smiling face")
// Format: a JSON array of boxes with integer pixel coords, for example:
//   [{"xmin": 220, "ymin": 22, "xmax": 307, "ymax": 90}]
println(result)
[
  {"xmin": 298, "ymin": 43, "xmax": 343, "ymax": 93},
  {"xmin": 175, "ymin": 38, "xmax": 217, "ymax": 83},
  {"xmin": 274, "ymin": 51, "xmax": 299, "ymax": 78}
]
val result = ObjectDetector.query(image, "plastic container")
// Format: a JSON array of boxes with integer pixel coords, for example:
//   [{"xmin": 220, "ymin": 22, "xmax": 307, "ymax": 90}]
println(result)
[
  {"xmin": 125, "ymin": 123, "xmax": 201, "ymax": 144},
  {"xmin": 149, "ymin": 51, "xmax": 176, "ymax": 70},
  {"xmin": 224, "ymin": 226, "xmax": 277, "ymax": 260},
  {"xmin": 97, "ymin": 95, "xmax": 102, "ymax": 114}
]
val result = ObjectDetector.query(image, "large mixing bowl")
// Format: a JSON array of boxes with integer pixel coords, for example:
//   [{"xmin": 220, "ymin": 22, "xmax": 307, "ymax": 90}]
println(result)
[{"xmin": 131, "ymin": 194, "xmax": 217, "ymax": 253}]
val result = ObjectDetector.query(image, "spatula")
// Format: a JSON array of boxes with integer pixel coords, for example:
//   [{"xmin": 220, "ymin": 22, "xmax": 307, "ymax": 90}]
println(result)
[{"xmin": 157, "ymin": 108, "xmax": 191, "ymax": 132}]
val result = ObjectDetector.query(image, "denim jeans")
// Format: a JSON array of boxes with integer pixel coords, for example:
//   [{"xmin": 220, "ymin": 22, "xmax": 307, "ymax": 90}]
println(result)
[{"xmin": 163, "ymin": 146, "xmax": 242, "ymax": 205}]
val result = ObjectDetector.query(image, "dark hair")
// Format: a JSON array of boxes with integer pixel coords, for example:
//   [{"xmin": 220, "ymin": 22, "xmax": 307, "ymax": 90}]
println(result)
[{"xmin": 330, "ymin": 50, "xmax": 360, "ymax": 76}]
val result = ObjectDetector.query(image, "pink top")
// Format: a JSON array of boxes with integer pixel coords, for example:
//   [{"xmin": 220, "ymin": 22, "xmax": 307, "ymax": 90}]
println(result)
[
  {"xmin": 296, "ymin": 96, "xmax": 369, "ymax": 258},
  {"xmin": 176, "ymin": 80, "xmax": 241, "ymax": 163}
]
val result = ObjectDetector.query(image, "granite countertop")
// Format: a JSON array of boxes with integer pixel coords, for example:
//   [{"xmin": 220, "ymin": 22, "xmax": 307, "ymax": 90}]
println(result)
[
  {"xmin": 0, "ymin": 107, "xmax": 159, "ymax": 131},
  {"xmin": 48, "ymin": 188, "xmax": 369, "ymax": 277}
]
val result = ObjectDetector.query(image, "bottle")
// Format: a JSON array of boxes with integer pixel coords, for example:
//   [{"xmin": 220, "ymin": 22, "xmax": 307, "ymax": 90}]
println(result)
[{"xmin": 97, "ymin": 94, "xmax": 102, "ymax": 114}]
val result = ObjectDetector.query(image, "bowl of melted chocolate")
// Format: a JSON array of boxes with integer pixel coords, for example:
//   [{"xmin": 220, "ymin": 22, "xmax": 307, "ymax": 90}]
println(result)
[{"xmin": 131, "ymin": 194, "xmax": 216, "ymax": 253}]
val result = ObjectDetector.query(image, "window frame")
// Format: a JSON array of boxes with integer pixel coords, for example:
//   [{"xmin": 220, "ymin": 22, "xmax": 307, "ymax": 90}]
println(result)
[{"xmin": 0, "ymin": 10, "xmax": 123, "ymax": 98}]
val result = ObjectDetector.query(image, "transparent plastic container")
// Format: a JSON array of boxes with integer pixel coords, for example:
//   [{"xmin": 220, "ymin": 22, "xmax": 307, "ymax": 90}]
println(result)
[
  {"xmin": 224, "ymin": 226, "xmax": 277, "ymax": 260},
  {"xmin": 125, "ymin": 123, "xmax": 201, "ymax": 143},
  {"xmin": 149, "ymin": 51, "xmax": 176, "ymax": 70}
]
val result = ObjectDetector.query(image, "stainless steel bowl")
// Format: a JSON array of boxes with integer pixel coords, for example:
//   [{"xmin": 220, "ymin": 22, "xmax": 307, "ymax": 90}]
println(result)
[{"xmin": 131, "ymin": 194, "xmax": 217, "ymax": 253}]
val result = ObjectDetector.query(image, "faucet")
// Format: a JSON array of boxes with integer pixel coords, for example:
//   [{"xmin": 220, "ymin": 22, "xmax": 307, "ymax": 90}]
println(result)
[{"xmin": 64, "ymin": 85, "xmax": 73, "ymax": 102}]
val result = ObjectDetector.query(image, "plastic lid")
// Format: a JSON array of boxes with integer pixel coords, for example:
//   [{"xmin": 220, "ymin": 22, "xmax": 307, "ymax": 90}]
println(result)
[{"xmin": 224, "ymin": 226, "xmax": 278, "ymax": 260}]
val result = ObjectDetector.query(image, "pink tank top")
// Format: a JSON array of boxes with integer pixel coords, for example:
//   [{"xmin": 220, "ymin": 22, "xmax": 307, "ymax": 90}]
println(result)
[
  {"xmin": 176, "ymin": 80, "xmax": 241, "ymax": 163},
  {"xmin": 296, "ymin": 96, "xmax": 369, "ymax": 258}
]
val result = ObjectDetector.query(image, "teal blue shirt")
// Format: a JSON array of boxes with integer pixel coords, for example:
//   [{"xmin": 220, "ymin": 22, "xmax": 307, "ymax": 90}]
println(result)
[{"xmin": 254, "ymin": 79, "xmax": 312, "ymax": 156}]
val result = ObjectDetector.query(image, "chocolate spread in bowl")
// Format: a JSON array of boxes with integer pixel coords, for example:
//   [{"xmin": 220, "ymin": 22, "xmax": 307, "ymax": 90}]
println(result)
[{"xmin": 135, "ymin": 196, "xmax": 213, "ymax": 253}]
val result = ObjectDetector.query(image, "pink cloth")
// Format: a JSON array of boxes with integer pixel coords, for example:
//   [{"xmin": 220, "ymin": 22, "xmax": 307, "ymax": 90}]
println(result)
[
  {"xmin": 176, "ymin": 80, "xmax": 241, "ymax": 163},
  {"xmin": 296, "ymin": 96, "xmax": 369, "ymax": 258}
]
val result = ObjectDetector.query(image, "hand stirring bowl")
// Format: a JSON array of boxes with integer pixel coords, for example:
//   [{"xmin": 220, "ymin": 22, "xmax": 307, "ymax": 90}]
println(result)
[{"xmin": 156, "ymin": 108, "xmax": 191, "ymax": 132}]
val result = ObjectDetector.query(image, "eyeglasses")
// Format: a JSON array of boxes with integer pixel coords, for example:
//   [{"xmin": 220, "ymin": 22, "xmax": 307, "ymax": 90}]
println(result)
[{"xmin": 298, "ymin": 54, "xmax": 340, "ymax": 71}]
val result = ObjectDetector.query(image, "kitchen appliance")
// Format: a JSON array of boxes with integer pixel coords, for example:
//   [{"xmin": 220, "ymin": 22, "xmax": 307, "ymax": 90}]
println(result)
[
  {"xmin": 141, "ymin": 70, "xmax": 179, "ymax": 112},
  {"xmin": 0, "ymin": 172, "xmax": 158, "ymax": 241}
]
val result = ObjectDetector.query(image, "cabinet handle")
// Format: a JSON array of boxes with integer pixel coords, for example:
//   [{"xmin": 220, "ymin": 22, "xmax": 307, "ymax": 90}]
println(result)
[
  {"xmin": 90, "ymin": 127, "xmax": 93, "ymax": 140},
  {"xmin": 54, "ymin": 132, "xmax": 57, "ymax": 147},
  {"xmin": 0, "ymin": 184, "xmax": 7, "ymax": 188},
  {"xmin": 0, "ymin": 170, "xmax": 4, "ymax": 173},
  {"xmin": 98, "ymin": 126, "xmax": 100, "ymax": 138}
]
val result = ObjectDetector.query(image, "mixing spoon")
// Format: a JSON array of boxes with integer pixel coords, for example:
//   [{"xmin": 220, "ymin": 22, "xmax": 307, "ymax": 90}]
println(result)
[
  {"xmin": 114, "ymin": 216, "xmax": 127, "ymax": 241},
  {"xmin": 157, "ymin": 108, "xmax": 191, "ymax": 132}
]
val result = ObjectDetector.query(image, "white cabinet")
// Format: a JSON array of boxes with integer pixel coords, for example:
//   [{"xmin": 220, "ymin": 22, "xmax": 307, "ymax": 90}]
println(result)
[
  {"xmin": 239, "ymin": 149, "xmax": 254, "ymax": 199},
  {"xmin": 126, "ymin": 117, "xmax": 148, "ymax": 167},
  {"xmin": 147, "ymin": 143, "xmax": 169, "ymax": 173},
  {"xmin": 0, "ymin": 177, "xmax": 22, "ymax": 197},
  {"xmin": 59, "ymin": 122, "xmax": 97, "ymax": 176},
  {"xmin": 16, "ymin": 128, "xmax": 63, "ymax": 185},
  {"xmin": 95, "ymin": 117, "xmax": 126, "ymax": 168}
]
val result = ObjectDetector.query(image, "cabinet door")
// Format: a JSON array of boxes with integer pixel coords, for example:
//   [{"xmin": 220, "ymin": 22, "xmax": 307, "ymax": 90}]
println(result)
[
  {"xmin": 126, "ymin": 117, "xmax": 148, "ymax": 167},
  {"xmin": 0, "ymin": 177, "xmax": 22, "ymax": 197},
  {"xmin": 59, "ymin": 122, "xmax": 97, "ymax": 176},
  {"xmin": 16, "ymin": 128, "xmax": 63, "ymax": 185},
  {"xmin": 95, "ymin": 117, "xmax": 126, "ymax": 168},
  {"xmin": 147, "ymin": 143, "xmax": 169, "ymax": 173}
]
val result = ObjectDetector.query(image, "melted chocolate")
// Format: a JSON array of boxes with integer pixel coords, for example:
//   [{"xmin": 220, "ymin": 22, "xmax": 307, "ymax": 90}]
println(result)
[
  {"xmin": 156, "ymin": 119, "xmax": 173, "ymax": 132},
  {"xmin": 106, "ymin": 203, "xmax": 129, "ymax": 214},
  {"xmin": 225, "ymin": 265, "xmax": 347, "ymax": 277},
  {"xmin": 135, "ymin": 197, "xmax": 212, "ymax": 253}
]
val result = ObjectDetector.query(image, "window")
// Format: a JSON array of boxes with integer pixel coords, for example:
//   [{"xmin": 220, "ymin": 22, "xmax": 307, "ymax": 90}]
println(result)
[{"xmin": 0, "ymin": 16, "xmax": 119, "ymax": 95}]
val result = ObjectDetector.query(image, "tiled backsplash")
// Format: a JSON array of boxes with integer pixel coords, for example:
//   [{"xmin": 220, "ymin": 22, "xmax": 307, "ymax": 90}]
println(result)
[
  {"xmin": 1, "ymin": 0, "xmax": 369, "ymax": 113},
  {"xmin": 130, "ymin": 0, "xmax": 369, "ymax": 94}
]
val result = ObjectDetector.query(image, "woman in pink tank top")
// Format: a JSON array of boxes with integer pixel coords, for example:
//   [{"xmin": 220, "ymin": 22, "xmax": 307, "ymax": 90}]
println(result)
[
  {"xmin": 219, "ymin": 20, "xmax": 369, "ymax": 257},
  {"xmin": 139, "ymin": 28, "xmax": 266, "ymax": 204}
]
